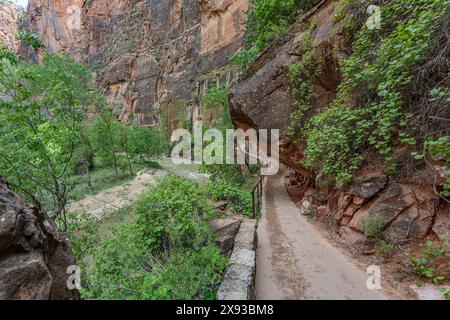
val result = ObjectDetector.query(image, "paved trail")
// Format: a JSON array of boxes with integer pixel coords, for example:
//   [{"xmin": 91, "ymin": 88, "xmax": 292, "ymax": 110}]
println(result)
[{"xmin": 256, "ymin": 171, "xmax": 387, "ymax": 300}]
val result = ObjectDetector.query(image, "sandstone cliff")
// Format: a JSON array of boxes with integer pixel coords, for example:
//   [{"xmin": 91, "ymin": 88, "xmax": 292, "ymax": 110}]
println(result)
[
  {"xmin": 0, "ymin": 179, "xmax": 79, "ymax": 300},
  {"xmin": 21, "ymin": 0, "xmax": 249, "ymax": 125},
  {"xmin": 0, "ymin": 0, "xmax": 23, "ymax": 51}
]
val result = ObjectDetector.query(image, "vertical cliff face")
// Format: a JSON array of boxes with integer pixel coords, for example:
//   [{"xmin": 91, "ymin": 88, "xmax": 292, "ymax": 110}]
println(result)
[
  {"xmin": 230, "ymin": 0, "xmax": 342, "ymax": 175},
  {"xmin": 21, "ymin": 0, "xmax": 249, "ymax": 125},
  {"xmin": 0, "ymin": 1, "xmax": 23, "ymax": 51}
]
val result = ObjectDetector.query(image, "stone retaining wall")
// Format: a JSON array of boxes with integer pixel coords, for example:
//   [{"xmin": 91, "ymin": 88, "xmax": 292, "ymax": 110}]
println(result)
[{"xmin": 217, "ymin": 219, "xmax": 258, "ymax": 300}]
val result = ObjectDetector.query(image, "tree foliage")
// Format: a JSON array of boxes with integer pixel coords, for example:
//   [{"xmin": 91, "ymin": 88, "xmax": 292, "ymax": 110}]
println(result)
[
  {"xmin": 0, "ymin": 31, "xmax": 170, "ymax": 221},
  {"xmin": 299, "ymin": 0, "xmax": 450, "ymax": 185},
  {"xmin": 0, "ymin": 37, "xmax": 90, "ymax": 220}
]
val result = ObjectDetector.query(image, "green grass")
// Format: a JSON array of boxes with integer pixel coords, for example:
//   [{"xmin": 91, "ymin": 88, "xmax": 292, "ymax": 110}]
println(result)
[{"xmin": 97, "ymin": 205, "xmax": 135, "ymax": 237}]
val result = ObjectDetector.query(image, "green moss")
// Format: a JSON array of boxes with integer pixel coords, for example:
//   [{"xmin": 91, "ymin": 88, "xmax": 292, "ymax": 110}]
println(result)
[
  {"xmin": 288, "ymin": 22, "xmax": 320, "ymax": 140},
  {"xmin": 232, "ymin": 0, "xmax": 317, "ymax": 71}
]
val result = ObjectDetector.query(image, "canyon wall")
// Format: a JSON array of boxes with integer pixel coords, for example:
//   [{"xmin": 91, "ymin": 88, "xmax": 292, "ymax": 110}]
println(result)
[
  {"xmin": 21, "ymin": 0, "xmax": 249, "ymax": 125},
  {"xmin": 0, "ymin": 1, "xmax": 23, "ymax": 51}
]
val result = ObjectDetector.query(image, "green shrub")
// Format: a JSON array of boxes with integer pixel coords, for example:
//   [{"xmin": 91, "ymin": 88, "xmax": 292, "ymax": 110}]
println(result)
[
  {"xmin": 80, "ymin": 222, "xmax": 145, "ymax": 299},
  {"xmin": 439, "ymin": 287, "xmax": 450, "ymax": 300},
  {"xmin": 231, "ymin": 47, "xmax": 260, "ymax": 72},
  {"xmin": 376, "ymin": 240, "xmax": 395, "ymax": 258},
  {"xmin": 200, "ymin": 85, "xmax": 233, "ymax": 130},
  {"xmin": 79, "ymin": 175, "xmax": 228, "ymax": 300},
  {"xmin": 301, "ymin": 0, "xmax": 450, "ymax": 184},
  {"xmin": 244, "ymin": 0, "xmax": 316, "ymax": 52},
  {"xmin": 408, "ymin": 240, "xmax": 448, "ymax": 282},
  {"xmin": 127, "ymin": 124, "xmax": 171, "ymax": 162},
  {"xmin": 360, "ymin": 214, "xmax": 384, "ymax": 239},
  {"xmin": 203, "ymin": 180, "xmax": 253, "ymax": 216},
  {"xmin": 232, "ymin": 0, "xmax": 317, "ymax": 71},
  {"xmin": 66, "ymin": 210, "xmax": 100, "ymax": 260},
  {"xmin": 199, "ymin": 85, "xmax": 249, "ymax": 186},
  {"xmin": 134, "ymin": 175, "xmax": 214, "ymax": 252},
  {"xmin": 141, "ymin": 245, "xmax": 228, "ymax": 300},
  {"xmin": 200, "ymin": 163, "xmax": 246, "ymax": 186}
]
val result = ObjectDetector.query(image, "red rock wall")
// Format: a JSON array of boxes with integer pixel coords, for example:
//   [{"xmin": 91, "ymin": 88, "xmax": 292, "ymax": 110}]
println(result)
[{"xmin": 21, "ymin": 0, "xmax": 249, "ymax": 125}]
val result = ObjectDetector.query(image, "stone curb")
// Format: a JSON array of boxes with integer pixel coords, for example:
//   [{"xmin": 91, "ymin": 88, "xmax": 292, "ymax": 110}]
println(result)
[{"xmin": 217, "ymin": 219, "xmax": 258, "ymax": 300}]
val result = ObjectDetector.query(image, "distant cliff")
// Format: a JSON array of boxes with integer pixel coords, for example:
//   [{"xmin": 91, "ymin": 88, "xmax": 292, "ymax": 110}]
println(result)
[
  {"xmin": 0, "ymin": 0, "xmax": 23, "ymax": 51},
  {"xmin": 21, "ymin": 0, "xmax": 249, "ymax": 125}
]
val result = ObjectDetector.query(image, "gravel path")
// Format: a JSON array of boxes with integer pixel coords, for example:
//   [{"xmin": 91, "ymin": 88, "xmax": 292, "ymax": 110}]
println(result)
[
  {"xmin": 67, "ymin": 158, "xmax": 207, "ymax": 219},
  {"xmin": 68, "ymin": 169, "xmax": 167, "ymax": 218}
]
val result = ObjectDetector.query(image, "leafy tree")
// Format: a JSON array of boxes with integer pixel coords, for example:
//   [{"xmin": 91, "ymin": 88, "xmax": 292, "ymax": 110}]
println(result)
[
  {"xmin": 232, "ymin": 0, "xmax": 316, "ymax": 71},
  {"xmin": 0, "ymin": 34, "xmax": 91, "ymax": 223},
  {"xmin": 72, "ymin": 122, "xmax": 96, "ymax": 190},
  {"xmin": 127, "ymin": 124, "xmax": 170, "ymax": 164},
  {"xmin": 116, "ymin": 122, "xmax": 134, "ymax": 175},
  {"xmin": 199, "ymin": 86, "xmax": 246, "ymax": 185},
  {"xmin": 89, "ymin": 103, "xmax": 121, "ymax": 177}
]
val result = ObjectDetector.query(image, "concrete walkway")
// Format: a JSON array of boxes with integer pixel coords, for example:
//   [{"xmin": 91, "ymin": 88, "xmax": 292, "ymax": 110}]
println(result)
[{"xmin": 255, "ymin": 171, "xmax": 387, "ymax": 300}]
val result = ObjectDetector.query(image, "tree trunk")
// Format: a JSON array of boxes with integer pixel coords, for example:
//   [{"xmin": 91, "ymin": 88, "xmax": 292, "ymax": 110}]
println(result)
[
  {"xmin": 107, "ymin": 125, "xmax": 119, "ymax": 179},
  {"xmin": 126, "ymin": 150, "xmax": 133, "ymax": 175},
  {"xmin": 86, "ymin": 162, "xmax": 92, "ymax": 191}
]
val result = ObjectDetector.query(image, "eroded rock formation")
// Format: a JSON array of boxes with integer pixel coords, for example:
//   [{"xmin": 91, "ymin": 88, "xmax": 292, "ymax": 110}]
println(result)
[
  {"xmin": 21, "ymin": 0, "xmax": 249, "ymax": 125},
  {"xmin": 0, "ymin": 180, "xmax": 79, "ymax": 300},
  {"xmin": 0, "ymin": 1, "xmax": 23, "ymax": 51}
]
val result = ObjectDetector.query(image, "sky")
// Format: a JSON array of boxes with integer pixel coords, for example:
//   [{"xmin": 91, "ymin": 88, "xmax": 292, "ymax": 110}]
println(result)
[{"xmin": 11, "ymin": 0, "xmax": 28, "ymax": 9}]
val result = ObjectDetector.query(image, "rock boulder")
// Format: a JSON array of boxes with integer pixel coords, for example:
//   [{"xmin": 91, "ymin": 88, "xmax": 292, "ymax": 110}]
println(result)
[{"xmin": 0, "ymin": 183, "xmax": 79, "ymax": 300}]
